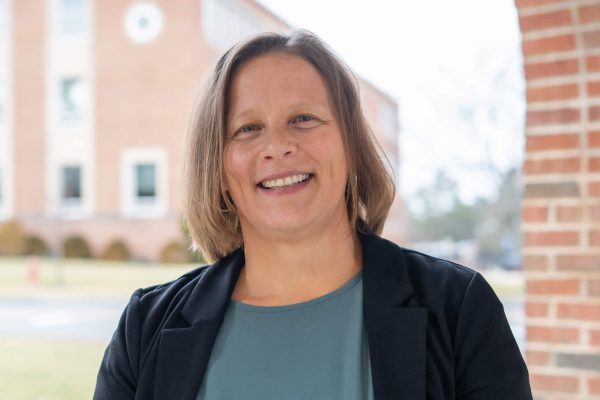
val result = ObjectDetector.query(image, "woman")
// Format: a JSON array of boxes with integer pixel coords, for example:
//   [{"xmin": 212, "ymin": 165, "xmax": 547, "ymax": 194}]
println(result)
[{"xmin": 94, "ymin": 30, "xmax": 532, "ymax": 399}]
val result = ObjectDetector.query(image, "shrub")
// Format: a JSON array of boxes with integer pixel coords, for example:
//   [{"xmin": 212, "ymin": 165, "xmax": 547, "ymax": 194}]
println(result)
[
  {"xmin": 63, "ymin": 235, "xmax": 92, "ymax": 258},
  {"xmin": 159, "ymin": 241, "xmax": 193, "ymax": 264},
  {"xmin": 24, "ymin": 235, "xmax": 50, "ymax": 256},
  {"xmin": 101, "ymin": 239, "xmax": 131, "ymax": 261},
  {"xmin": 0, "ymin": 219, "xmax": 26, "ymax": 255}
]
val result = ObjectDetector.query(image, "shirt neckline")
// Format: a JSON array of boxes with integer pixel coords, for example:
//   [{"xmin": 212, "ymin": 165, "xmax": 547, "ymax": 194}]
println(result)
[{"xmin": 230, "ymin": 270, "xmax": 363, "ymax": 313}]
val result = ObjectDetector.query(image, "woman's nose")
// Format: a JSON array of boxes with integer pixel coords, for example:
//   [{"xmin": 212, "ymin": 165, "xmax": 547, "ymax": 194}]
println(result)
[{"xmin": 262, "ymin": 128, "xmax": 296, "ymax": 160}]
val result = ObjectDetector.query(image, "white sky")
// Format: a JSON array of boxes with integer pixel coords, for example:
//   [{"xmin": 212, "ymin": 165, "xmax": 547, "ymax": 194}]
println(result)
[{"xmin": 256, "ymin": 0, "xmax": 525, "ymax": 207}]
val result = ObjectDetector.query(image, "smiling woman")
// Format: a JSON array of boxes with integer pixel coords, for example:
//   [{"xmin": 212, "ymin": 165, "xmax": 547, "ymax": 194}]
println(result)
[{"xmin": 93, "ymin": 30, "xmax": 533, "ymax": 400}]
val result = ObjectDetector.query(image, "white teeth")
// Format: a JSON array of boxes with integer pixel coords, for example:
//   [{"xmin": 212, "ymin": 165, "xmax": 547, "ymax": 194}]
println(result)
[{"xmin": 261, "ymin": 174, "xmax": 310, "ymax": 189}]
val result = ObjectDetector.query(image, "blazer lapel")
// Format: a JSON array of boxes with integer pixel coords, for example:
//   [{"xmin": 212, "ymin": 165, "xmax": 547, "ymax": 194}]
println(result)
[
  {"xmin": 361, "ymin": 233, "xmax": 428, "ymax": 400},
  {"xmin": 153, "ymin": 250, "xmax": 245, "ymax": 400}
]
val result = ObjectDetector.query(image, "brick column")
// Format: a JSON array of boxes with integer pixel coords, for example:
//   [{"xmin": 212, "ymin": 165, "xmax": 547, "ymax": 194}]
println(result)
[{"xmin": 517, "ymin": 0, "xmax": 600, "ymax": 398}]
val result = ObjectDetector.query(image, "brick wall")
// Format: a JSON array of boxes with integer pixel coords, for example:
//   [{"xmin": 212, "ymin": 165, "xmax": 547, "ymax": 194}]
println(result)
[{"xmin": 516, "ymin": 0, "xmax": 600, "ymax": 398}]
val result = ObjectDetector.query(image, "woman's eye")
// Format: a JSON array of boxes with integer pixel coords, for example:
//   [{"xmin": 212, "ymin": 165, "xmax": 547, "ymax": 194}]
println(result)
[
  {"xmin": 291, "ymin": 115, "xmax": 320, "ymax": 128},
  {"xmin": 231, "ymin": 124, "xmax": 260, "ymax": 138},
  {"xmin": 292, "ymin": 115, "xmax": 314, "ymax": 123},
  {"xmin": 240, "ymin": 124, "xmax": 259, "ymax": 133}
]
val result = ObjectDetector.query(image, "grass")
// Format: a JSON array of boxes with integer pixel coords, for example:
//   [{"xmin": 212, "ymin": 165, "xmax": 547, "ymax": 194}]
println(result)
[
  {"xmin": 0, "ymin": 256, "xmax": 199, "ymax": 297},
  {"xmin": 0, "ymin": 339, "xmax": 107, "ymax": 400}
]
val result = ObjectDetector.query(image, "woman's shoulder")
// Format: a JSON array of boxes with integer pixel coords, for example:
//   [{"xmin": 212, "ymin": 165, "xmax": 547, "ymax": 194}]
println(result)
[{"xmin": 367, "ymin": 234, "xmax": 500, "ymax": 313}]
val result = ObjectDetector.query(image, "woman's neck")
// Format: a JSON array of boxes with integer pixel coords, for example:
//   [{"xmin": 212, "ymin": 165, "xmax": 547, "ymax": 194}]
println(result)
[{"xmin": 231, "ymin": 220, "xmax": 362, "ymax": 306}]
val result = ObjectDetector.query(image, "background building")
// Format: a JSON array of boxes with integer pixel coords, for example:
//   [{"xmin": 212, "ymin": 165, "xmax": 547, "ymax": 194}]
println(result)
[{"xmin": 1, "ymin": 0, "xmax": 402, "ymax": 261}]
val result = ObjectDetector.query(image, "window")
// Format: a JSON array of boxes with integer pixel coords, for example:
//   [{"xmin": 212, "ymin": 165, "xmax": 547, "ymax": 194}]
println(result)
[
  {"xmin": 135, "ymin": 163, "xmax": 156, "ymax": 204},
  {"xmin": 378, "ymin": 101, "xmax": 398, "ymax": 136},
  {"xmin": 120, "ymin": 148, "xmax": 167, "ymax": 218},
  {"xmin": 59, "ymin": 0, "xmax": 85, "ymax": 35},
  {"xmin": 59, "ymin": 77, "xmax": 85, "ymax": 121},
  {"xmin": 61, "ymin": 165, "xmax": 81, "ymax": 205}
]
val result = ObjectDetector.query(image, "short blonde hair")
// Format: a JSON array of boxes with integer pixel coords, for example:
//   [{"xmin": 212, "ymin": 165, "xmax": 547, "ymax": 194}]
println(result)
[{"xmin": 182, "ymin": 30, "xmax": 395, "ymax": 263}]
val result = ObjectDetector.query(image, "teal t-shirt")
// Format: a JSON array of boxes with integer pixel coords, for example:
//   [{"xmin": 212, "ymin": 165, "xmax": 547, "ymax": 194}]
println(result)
[{"xmin": 196, "ymin": 270, "xmax": 375, "ymax": 400}]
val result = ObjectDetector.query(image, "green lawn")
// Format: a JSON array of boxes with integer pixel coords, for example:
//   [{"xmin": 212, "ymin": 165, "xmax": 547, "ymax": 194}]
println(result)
[
  {"xmin": 1, "ymin": 339, "xmax": 107, "ymax": 400},
  {"xmin": 0, "ymin": 256, "xmax": 198, "ymax": 297}
]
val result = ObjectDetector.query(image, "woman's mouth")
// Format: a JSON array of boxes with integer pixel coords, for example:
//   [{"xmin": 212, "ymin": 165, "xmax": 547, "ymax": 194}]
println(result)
[{"xmin": 258, "ymin": 173, "xmax": 313, "ymax": 189}]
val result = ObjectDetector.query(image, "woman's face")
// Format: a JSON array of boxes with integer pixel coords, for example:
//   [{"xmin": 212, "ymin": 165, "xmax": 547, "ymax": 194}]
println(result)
[{"xmin": 224, "ymin": 52, "xmax": 349, "ymax": 240}]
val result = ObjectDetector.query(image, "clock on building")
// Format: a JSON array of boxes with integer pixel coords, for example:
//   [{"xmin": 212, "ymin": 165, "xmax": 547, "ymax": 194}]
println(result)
[{"xmin": 124, "ymin": 3, "xmax": 163, "ymax": 44}]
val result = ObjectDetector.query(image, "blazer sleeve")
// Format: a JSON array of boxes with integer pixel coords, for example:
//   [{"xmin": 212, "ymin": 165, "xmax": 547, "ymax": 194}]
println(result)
[
  {"xmin": 453, "ymin": 272, "xmax": 533, "ymax": 400},
  {"xmin": 93, "ymin": 289, "xmax": 142, "ymax": 400}
]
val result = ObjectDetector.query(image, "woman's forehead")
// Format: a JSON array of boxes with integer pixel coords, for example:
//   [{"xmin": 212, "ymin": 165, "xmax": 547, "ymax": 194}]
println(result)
[{"xmin": 227, "ymin": 53, "xmax": 332, "ymax": 115}]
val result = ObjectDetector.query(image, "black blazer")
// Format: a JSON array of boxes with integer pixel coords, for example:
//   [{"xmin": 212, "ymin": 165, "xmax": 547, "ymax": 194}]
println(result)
[{"xmin": 94, "ymin": 233, "xmax": 532, "ymax": 399}]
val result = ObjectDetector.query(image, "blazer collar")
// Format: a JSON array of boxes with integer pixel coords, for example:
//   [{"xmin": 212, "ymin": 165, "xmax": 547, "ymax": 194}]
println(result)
[
  {"xmin": 157, "ymin": 233, "xmax": 427, "ymax": 400},
  {"xmin": 180, "ymin": 249, "xmax": 245, "ymax": 325}
]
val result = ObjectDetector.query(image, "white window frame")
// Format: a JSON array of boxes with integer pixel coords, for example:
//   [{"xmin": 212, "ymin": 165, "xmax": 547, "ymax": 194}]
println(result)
[
  {"xmin": 57, "ymin": 164, "xmax": 86, "ymax": 218},
  {"xmin": 120, "ymin": 148, "xmax": 167, "ymax": 218}
]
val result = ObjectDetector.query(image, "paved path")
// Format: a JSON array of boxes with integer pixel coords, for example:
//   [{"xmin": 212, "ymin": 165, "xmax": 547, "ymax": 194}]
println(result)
[
  {"xmin": 0, "ymin": 294, "xmax": 526, "ymax": 351},
  {"xmin": 0, "ymin": 296, "xmax": 127, "ymax": 342}
]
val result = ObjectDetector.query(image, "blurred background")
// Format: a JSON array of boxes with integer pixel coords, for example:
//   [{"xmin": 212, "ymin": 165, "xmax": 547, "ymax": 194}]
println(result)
[{"xmin": 1, "ymin": 0, "xmax": 599, "ymax": 399}]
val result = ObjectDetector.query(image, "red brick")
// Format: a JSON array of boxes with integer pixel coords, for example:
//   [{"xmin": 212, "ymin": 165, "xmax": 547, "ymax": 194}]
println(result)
[
  {"xmin": 525, "ymin": 58, "xmax": 578, "ymax": 80},
  {"xmin": 590, "ymin": 105, "xmax": 600, "ymax": 121},
  {"xmin": 557, "ymin": 302, "xmax": 600, "ymax": 321},
  {"xmin": 520, "ymin": 9, "xmax": 572, "ymax": 32},
  {"xmin": 524, "ymin": 254, "xmax": 549, "ymax": 270},
  {"xmin": 523, "ymin": 157, "xmax": 580, "ymax": 175},
  {"xmin": 590, "ymin": 376, "xmax": 600, "ymax": 395},
  {"xmin": 589, "ymin": 80, "xmax": 600, "ymax": 97},
  {"xmin": 523, "ymin": 206, "xmax": 548, "ymax": 222},
  {"xmin": 528, "ymin": 325, "xmax": 580, "ymax": 343},
  {"xmin": 591, "ymin": 329, "xmax": 600, "ymax": 345},
  {"xmin": 525, "ymin": 350, "xmax": 551, "ymax": 366},
  {"xmin": 589, "ymin": 280, "xmax": 600, "ymax": 297},
  {"xmin": 527, "ymin": 278, "xmax": 581, "ymax": 295},
  {"xmin": 526, "ymin": 301, "xmax": 549, "ymax": 317},
  {"xmin": 557, "ymin": 254, "xmax": 600, "ymax": 271},
  {"xmin": 525, "ymin": 231, "xmax": 579, "ymax": 246},
  {"xmin": 527, "ymin": 83, "xmax": 578, "ymax": 101},
  {"xmin": 590, "ymin": 157, "xmax": 600, "ymax": 172},
  {"xmin": 526, "ymin": 133, "xmax": 579, "ymax": 151},
  {"xmin": 523, "ymin": 34, "xmax": 576, "ymax": 56},
  {"xmin": 526, "ymin": 108, "xmax": 579, "ymax": 126},
  {"xmin": 589, "ymin": 55, "xmax": 600, "ymax": 71},
  {"xmin": 516, "ymin": 0, "xmax": 568, "ymax": 8},
  {"xmin": 591, "ymin": 205, "xmax": 600, "ymax": 222},
  {"xmin": 530, "ymin": 373, "xmax": 579, "ymax": 393},
  {"xmin": 590, "ymin": 181, "xmax": 600, "ymax": 196},
  {"xmin": 556, "ymin": 205, "xmax": 581, "ymax": 222},
  {"xmin": 580, "ymin": 4, "xmax": 600, "ymax": 24},
  {"xmin": 590, "ymin": 131, "xmax": 600, "ymax": 147},
  {"xmin": 590, "ymin": 230, "xmax": 600, "ymax": 246},
  {"xmin": 584, "ymin": 30, "xmax": 600, "ymax": 49}
]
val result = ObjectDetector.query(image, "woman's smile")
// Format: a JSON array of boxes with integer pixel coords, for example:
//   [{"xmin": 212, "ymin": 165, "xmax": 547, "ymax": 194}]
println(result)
[{"xmin": 257, "ymin": 172, "xmax": 314, "ymax": 196}]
